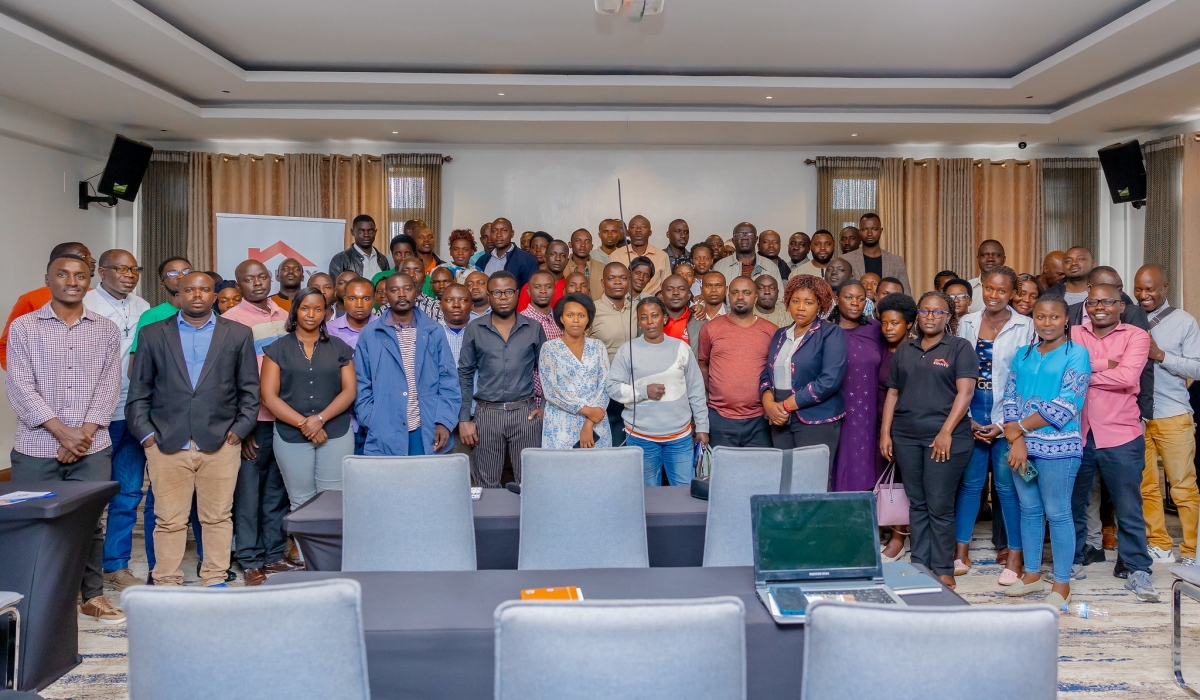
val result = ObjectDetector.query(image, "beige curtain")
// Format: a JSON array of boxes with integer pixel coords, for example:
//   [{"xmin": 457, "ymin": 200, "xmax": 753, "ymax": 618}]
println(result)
[
  {"xmin": 285, "ymin": 153, "xmax": 322, "ymax": 218},
  {"xmin": 901, "ymin": 159, "xmax": 942, "ymax": 294},
  {"xmin": 140, "ymin": 152, "xmax": 190, "ymax": 306},
  {"xmin": 383, "ymin": 153, "xmax": 445, "ymax": 247},
  {"xmin": 973, "ymin": 159, "xmax": 1044, "ymax": 278},
  {"xmin": 1041, "ymin": 158, "xmax": 1099, "ymax": 257},
  {"xmin": 211, "ymin": 154, "xmax": 288, "ymax": 219},
  {"xmin": 321, "ymin": 155, "xmax": 386, "ymax": 249},
  {"xmin": 186, "ymin": 152, "xmax": 213, "ymax": 273},
  {"xmin": 815, "ymin": 156, "xmax": 881, "ymax": 234},
  {"xmin": 876, "ymin": 157, "xmax": 904, "ymax": 252},
  {"xmin": 1144, "ymin": 136, "xmax": 1185, "ymax": 307},
  {"xmin": 938, "ymin": 158, "xmax": 975, "ymax": 283},
  {"xmin": 1183, "ymin": 132, "xmax": 1200, "ymax": 313}
]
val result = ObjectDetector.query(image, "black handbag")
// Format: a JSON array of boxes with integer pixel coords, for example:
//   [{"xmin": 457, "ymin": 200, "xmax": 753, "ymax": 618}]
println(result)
[
  {"xmin": 689, "ymin": 444, "xmax": 714, "ymax": 499},
  {"xmin": 690, "ymin": 446, "xmax": 795, "ymax": 500}
]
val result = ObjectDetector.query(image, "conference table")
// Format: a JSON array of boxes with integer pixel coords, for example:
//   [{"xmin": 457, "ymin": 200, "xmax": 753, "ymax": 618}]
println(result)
[
  {"xmin": 0, "ymin": 480, "xmax": 118, "ymax": 691},
  {"xmin": 285, "ymin": 485, "xmax": 709, "ymax": 570},
  {"xmin": 270, "ymin": 566, "xmax": 964, "ymax": 699}
]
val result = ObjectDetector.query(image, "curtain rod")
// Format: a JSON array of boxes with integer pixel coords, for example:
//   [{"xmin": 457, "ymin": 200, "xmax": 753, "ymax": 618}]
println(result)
[{"xmin": 803, "ymin": 158, "xmax": 1032, "ymax": 166}]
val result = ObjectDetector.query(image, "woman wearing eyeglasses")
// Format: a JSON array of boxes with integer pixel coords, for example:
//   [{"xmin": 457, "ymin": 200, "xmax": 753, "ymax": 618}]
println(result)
[{"xmin": 880, "ymin": 291, "xmax": 977, "ymax": 589}]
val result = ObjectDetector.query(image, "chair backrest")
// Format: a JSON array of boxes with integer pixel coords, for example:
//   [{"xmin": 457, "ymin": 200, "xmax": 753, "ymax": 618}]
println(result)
[
  {"xmin": 703, "ymin": 447, "xmax": 783, "ymax": 567},
  {"xmin": 801, "ymin": 601, "xmax": 1058, "ymax": 700},
  {"xmin": 342, "ymin": 454, "xmax": 476, "ymax": 572},
  {"xmin": 781, "ymin": 444, "xmax": 830, "ymax": 495},
  {"xmin": 124, "ymin": 580, "xmax": 370, "ymax": 700},
  {"xmin": 517, "ymin": 447, "xmax": 648, "ymax": 570},
  {"xmin": 495, "ymin": 597, "xmax": 746, "ymax": 700}
]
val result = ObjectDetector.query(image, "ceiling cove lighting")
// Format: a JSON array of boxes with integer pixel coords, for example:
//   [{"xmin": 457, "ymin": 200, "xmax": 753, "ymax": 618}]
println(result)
[{"xmin": 595, "ymin": 0, "xmax": 665, "ymax": 20}]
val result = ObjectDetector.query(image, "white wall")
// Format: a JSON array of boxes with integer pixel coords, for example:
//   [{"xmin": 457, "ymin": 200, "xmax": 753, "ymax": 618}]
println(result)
[{"xmin": 0, "ymin": 131, "xmax": 136, "ymax": 468}]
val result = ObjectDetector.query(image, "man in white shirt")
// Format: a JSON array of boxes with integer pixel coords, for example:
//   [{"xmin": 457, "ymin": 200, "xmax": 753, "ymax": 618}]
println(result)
[
  {"xmin": 967, "ymin": 239, "xmax": 1005, "ymax": 312},
  {"xmin": 1134, "ymin": 263, "xmax": 1200, "ymax": 565},
  {"xmin": 83, "ymin": 249, "xmax": 152, "ymax": 590}
]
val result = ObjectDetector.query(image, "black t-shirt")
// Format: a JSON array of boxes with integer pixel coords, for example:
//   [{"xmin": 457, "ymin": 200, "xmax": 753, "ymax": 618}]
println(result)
[
  {"xmin": 863, "ymin": 254, "xmax": 883, "ymax": 278},
  {"xmin": 886, "ymin": 334, "xmax": 978, "ymax": 439},
  {"xmin": 263, "ymin": 333, "xmax": 355, "ymax": 443}
]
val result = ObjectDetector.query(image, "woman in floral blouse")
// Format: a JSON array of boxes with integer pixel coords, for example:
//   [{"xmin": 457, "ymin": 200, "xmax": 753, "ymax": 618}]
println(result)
[{"xmin": 539, "ymin": 293, "xmax": 613, "ymax": 449}]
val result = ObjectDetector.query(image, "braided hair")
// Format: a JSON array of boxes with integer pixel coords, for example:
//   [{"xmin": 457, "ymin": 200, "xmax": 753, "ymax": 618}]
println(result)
[
  {"xmin": 828, "ymin": 279, "xmax": 870, "ymax": 326},
  {"xmin": 1022, "ymin": 294, "xmax": 1073, "ymax": 360},
  {"xmin": 917, "ymin": 290, "xmax": 959, "ymax": 336}
]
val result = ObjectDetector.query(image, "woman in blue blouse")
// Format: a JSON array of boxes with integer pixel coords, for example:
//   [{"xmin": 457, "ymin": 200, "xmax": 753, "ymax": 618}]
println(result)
[
  {"xmin": 759, "ymin": 274, "xmax": 847, "ymax": 462},
  {"xmin": 1000, "ymin": 296, "xmax": 1091, "ymax": 609},
  {"xmin": 539, "ymin": 293, "xmax": 612, "ymax": 449}
]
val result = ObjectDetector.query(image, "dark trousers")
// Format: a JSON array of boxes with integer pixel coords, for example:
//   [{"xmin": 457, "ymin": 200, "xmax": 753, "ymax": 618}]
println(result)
[
  {"xmin": 769, "ymin": 418, "xmax": 842, "ymax": 463},
  {"xmin": 607, "ymin": 399, "xmax": 627, "ymax": 447},
  {"xmin": 1072, "ymin": 432, "xmax": 1151, "ymax": 572},
  {"xmin": 473, "ymin": 399, "xmax": 542, "ymax": 487},
  {"xmin": 233, "ymin": 421, "xmax": 289, "ymax": 569},
  {"xmin": 892, "ymin": 433, "xmax": 973, "ymax": 577},
  {"xmin": 708, "ymin": 409, "xmax": 772, "ymax": 448},
  {"xmin": 10, "ymin": 447, "xmax": 112, "ymax": 601}
]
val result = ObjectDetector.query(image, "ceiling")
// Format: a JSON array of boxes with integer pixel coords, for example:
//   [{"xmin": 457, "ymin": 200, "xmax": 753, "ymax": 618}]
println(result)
[{"xmin": 0, "ymin": 0, "xmax": 1198, "ymax": 148}]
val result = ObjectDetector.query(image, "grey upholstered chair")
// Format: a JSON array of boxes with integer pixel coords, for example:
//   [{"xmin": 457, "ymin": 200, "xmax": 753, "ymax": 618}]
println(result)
[
  {"xmin": 495, "ymin": 597, "xmax": 746, "ymax": 700},
  {"xmin": 517, "ymin": 447, "xmax": 648, "ymax": 570},
  {"xmin": 123, "ymin": 579, "xmax": 370, "ymax": 700},
  {"xmin": 1170, "ymin": 565, "xmax": 1200, "ymax": 696},
  {"xmin": 801, "ymin": 601, "xmax": 1058, "ymax": 700},
  {"xmin": 342, "ymin": 454, "xmax": 476, "ymax": 572},
  {"xmin": 0, "ymin": 591, "xmax": 21, "ymax": 691},
  {"xmin": 703, "ymin": 447, "xmax": 783, "ymax": 567},
  {"xmin": 781, "ymin": 444, "xmax": 831, "ymax": 494}
]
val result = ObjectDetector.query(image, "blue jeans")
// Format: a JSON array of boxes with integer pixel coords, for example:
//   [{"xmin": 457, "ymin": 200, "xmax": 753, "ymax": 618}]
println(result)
[
  {"xmin": 1072, "ymin": 432, "xmax": 1151, "ymax": 573},
  {"xmin": 1012, "ymin": 456, "xmax": 1081, "ymax": 583},
  {"xmin": 102, "ymin": 420, "xmax": 148, "ymax": 572},
  {"xmin": 354, "ymin": 426, "xmax": 367, "ymax": 455},
  {"xmin": 627, "ymin": 433, "xmax": 695, "ymax": 486},
  {"xmin": 954, "ymin": 437, "xmax": 1019, "ymax": 549},
  {"xmin": 409, "ymin": 429, "xmax": 425, "ymax": 456}
]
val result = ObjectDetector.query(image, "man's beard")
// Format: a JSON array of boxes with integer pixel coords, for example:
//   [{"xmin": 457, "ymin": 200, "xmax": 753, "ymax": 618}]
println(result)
[
  {"xmin": 813, "ymin": 250, "xmax": 834, "ymax": 264},
  {"xmin": 492, "ymin": 306, "xmax": 515, "ymax": 318}
]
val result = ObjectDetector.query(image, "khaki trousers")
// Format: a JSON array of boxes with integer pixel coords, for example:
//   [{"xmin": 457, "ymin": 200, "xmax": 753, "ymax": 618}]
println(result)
[
  {"xmin": 1142, "ymin": 413, "xmax": 1199, "ymax": 558},
  {"xmin": 145, "ymin": 441, "xmax": 241, "ymax": 586}
]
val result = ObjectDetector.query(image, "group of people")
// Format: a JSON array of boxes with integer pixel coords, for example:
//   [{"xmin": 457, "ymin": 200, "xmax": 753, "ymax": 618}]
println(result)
[{"xmin": 5, "ymin": 209, "xmax": 1198, "ymax": 623}]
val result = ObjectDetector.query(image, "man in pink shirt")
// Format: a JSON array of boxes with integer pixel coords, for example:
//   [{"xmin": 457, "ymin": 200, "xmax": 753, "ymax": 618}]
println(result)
[
  {"xmin": 1070, "ymin": 283, "xmax": 1158, "ymax": 602},
  {"xmin": 220, "ymin": 259, "xmax": 300, "ymax": 585}
]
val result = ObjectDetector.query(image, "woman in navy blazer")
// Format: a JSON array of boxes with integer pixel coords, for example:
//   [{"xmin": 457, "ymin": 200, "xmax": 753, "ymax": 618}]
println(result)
[{"xmin": 759, "ymin": 274, "xmax": 848, "ymax": 462}]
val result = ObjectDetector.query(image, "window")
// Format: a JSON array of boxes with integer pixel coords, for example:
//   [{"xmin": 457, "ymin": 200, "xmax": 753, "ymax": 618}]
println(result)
[
  {"xmin": 388, "ymin": 177, "xmax": 427, "ymax": 236},
  {"xmin": 815, "ymin": 157, "xmax": 881, "ymax": 234},
  {"xmin": 832, "ymin": 178, "xmax": 876, "ymax": 211}
]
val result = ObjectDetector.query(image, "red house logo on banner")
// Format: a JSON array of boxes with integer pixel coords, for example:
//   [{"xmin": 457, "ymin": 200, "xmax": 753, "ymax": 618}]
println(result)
[{"xmin": 248, "ymin": 242, "xmax": 315, "ymax": 267}]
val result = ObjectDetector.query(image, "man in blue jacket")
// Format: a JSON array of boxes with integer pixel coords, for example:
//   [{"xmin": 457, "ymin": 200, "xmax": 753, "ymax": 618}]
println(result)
[
  {"xmin": 479, "ymin": 217, "xmax": 540, "ymax": 289},
  {"xmin": 355, "ymin": 272, "xmax": 460, "ymax": 455}
]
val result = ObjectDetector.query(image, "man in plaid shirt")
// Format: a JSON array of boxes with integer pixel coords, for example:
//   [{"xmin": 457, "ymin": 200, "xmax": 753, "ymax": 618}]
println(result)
[{"xmin": 6, "ymin": 252, "xmax": 123, "ymax": 623}]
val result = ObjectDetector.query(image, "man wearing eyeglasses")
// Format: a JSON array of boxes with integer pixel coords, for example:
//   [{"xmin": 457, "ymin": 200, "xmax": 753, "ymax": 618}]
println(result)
[
  {"xmin": 0, "ymin": 241, "xmax": 96, "ymax": 369},
  {"xmin": 82, "ymin": 250, "xmax": 152, "ymax": 590},
  {"xmin": 1070, "ymin": 283, "xmax": 1159, "ymax": 602},
  {"xmin": 457, "ymin": 271, "xmax": 546, "ymax": 487}
]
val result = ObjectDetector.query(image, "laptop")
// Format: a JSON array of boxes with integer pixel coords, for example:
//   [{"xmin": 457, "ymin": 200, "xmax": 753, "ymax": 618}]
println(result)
[{"xmin": 752, "ymin": 492, "xmax": 906, "ymax": 625}]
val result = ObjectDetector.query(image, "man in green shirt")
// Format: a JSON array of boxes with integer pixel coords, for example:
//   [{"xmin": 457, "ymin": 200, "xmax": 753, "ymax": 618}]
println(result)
[{"xmin": 130, "ymin": 257, "xmax": 192, "ymax": 353}]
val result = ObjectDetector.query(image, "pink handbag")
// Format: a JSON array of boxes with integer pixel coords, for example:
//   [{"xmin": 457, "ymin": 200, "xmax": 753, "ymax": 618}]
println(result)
[{"xmin": 874, "ymin": 462, "xmax": 910, "ymax": 527}]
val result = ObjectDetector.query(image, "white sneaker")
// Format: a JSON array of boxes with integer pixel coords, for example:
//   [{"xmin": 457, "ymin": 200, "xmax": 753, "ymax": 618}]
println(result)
[
  {"xmin": 1182, "ymin": 557, "xmax": 1197, "ymax": 567},
  {"xmin": 1148, "ymin": 545, "xmax": 1176, "ymax": 564}
]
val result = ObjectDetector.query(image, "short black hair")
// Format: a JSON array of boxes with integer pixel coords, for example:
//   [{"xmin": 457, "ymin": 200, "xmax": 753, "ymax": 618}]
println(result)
[
  {"xmin": 942, "ymin": 278, "xmax": 973, "ymax": 298},
  {"xmin": 1088, "ymin": 266, "xmax": 1122, "ymax": 284},
  {"xmin": 689, "ymin": 242, "xmax": 713, "ymax": 258},
  {"xmin": 49, "ymin": 242, "xmax": 86, "ymax": 261},
  {"xmin": 157, "ymin": 256, "xmax": 191, "ymax": 279},
  {"xmin": 877, "ymin": 292, "xmax": 918, "ymax": 325},
  {"xmin": 352, "ymin": 214, "xmax": 376, "ymax": 228},
  {"xmin": 531, "ymin": 231, "xmax": 554, "ymax": 246},
  {"xmin": 934, "ymin": 270, "xmax": 959, "ymax": 283},
  {"xmin": 859, "ymin": 212, "xmax": 881, "ymax": 223},
  {"xmin": 629, "ymin": 256, "xmax": 655, "ymax": 276},
  {"xmin": 390, "ymin": 234, "xmax": 416, "ymax": 252},
  {"xmin": 488, "ymin": 270, "xmax": 517, "ymax": 286},
  {"xmin": 553, "ymin": 292, "xmax": 596, "ymax": 329},
  {"xmin": 636, "ymin": 295, "xmax": 667, "ymax": 317},
  {"xmin": 46, "ymin": 253, "xmax": 88, "ymax": 272},
  {"xmin": 879, "ymin": 276, "xmax": 903, "ymax": 287}
]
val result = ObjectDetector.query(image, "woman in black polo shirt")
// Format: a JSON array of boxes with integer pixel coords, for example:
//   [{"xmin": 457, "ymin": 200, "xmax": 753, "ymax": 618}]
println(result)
[{"xmin": 880, "ymin": 291, "xmax": 977, "ymax": 588}]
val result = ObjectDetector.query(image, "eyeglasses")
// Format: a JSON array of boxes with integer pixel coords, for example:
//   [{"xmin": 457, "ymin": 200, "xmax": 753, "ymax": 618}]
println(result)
[
  {"xmin": 947, "ymin": 294, "xmax": 970, "ymax": 301},
  {"xmin": 917, "ymin": 309, "xmax": 948, "ymax": 318},
  {"xmin": 163, "ymin": 268, "xmax": 194, "ymax": 279},
  {"xmin": 103, "ymin": 265, "xmax": 143, "ymax": 275},
  {"xmin": 1084, "ymin": 298, "xmax": 1121, "ymax": 308},
  {"xmin": 489, "ymin": 289, "xmax": 517, "ymax": 299}
]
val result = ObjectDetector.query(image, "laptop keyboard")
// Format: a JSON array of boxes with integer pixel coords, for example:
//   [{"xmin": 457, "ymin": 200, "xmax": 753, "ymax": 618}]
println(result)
[{"xmin": 803, "ymin": 588, "xmax": 898, "ymax": 605}]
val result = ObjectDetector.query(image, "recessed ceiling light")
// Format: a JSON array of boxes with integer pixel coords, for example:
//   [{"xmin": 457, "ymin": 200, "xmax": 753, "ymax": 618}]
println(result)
[
  {"xmin": 392, "ymin": 131, "xmax": 399, "ymax": 134},
  {"xmin": 222, "ymin": 90, "xmax": 230, "ymax": 94},
  {"xmin": 498, "ymin": 92, "xmax": 505, "ymax": 96},
  {"xmin": 765, "ymin": 96, "xmax": 773, "ymax": 99},
  {"xmin": 851, "ymin": 133, "xmax": 857, "ymax": 137}
]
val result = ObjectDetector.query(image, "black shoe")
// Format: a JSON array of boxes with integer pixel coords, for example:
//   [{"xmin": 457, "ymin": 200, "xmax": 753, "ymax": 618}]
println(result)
[
  {"xmin": 1082, "ymin": 544, "xmax": 1107, "ymax": 566},
  {"xmin": 1113, "ymin": 556, "xmax": 1130, "ymax": 579},
  {"xmin": 225, "ymin": 568, "xmax": 236, "ymax": 582}
]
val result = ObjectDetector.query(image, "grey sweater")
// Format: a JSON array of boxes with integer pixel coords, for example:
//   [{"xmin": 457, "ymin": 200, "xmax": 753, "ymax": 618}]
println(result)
[{"xmin": 607, "ymin": 336, "xmax": 710, "ymax": 437}]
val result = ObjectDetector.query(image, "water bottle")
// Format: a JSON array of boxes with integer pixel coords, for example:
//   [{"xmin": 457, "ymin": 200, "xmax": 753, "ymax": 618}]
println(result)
[{"xmin": 1065, "ymin": 602, "xmax": 1110, "ymax": 621}]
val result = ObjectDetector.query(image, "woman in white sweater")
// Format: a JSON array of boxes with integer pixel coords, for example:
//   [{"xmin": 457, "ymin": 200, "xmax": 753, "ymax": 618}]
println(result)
[{"xmin": 608, "ymin": 297, "xmax": 710, "ymax": 486}]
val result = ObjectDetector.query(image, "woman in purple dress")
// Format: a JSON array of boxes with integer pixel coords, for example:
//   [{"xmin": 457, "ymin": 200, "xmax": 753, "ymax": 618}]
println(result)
[{"xmin": 830, "ymin": 279, "xmax": 884, "ymax": 491}]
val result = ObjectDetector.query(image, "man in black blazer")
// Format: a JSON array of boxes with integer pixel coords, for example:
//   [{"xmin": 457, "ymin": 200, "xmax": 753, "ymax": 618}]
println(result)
[{"xmin": 126, "ymin": 271, "xmax": 259, "ymax": 587}]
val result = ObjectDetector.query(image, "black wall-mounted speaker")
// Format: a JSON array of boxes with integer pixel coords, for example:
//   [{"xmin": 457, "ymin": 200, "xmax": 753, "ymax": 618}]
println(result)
[
  {"xmin": 1097, "ymin": 140, "xmax": 1146, "ymax": 205},
  {"xmin": 96, "ymin": 135, "xmax": 154, "ymax": 202}
]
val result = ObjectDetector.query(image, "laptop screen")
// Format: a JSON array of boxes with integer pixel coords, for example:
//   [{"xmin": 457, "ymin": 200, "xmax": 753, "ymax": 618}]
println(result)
[{"xmin": 752, "ymin": 493, "xmax": 881, "ymax": 582}]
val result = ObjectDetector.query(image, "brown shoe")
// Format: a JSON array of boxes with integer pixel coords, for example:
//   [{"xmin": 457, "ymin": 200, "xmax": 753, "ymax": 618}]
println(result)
[
  {"xmin": 79, "ymin": 595, "xmax": 126, "ymax": 625},
  {"xmin": 244, "ymin": 567, "xmax": 268, "ymax": 586},
  {"xmin": 103, "ymin": 568, "xmax": 146, "ymax": 591},
  {"xmin": 1102, "ymin": 525, "xmax": 1118, "ymax": 551},
  {"xmin": 264, "ymin": 557, "xmax": 305, "ymax": 573}
]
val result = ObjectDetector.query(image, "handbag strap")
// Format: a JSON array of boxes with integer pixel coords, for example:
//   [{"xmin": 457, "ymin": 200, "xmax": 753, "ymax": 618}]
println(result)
[
  {"xmin": 873, "ymin": 461, "xmax": 897, "ymax": 491},
  {"xmin": 779, "ymin": 448, "xmax": 794, "ymax": 494},
  {"xmin": 1149, "ymin": 305, "xmax": 1176, "ymax": 329}
]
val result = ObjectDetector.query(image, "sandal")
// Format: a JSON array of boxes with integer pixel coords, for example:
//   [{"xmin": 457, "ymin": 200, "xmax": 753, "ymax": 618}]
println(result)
[
  {"xmin": 953, "ymin": 558, "xmax": 971, "ymax": 576},
  {"xmin": 997, "ymin": 568, "xmax": 1020, "ymax": 586}
]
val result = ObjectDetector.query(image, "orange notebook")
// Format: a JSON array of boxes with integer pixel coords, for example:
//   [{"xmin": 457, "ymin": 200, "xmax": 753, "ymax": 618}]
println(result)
[{"xmin": 520, "ymin": 586, "xmax": 585, "ymax": 601}]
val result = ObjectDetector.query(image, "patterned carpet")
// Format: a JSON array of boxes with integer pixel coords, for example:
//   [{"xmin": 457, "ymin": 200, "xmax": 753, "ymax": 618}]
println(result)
[{"xmin": 38, "ymin": 518, "xmax": 1200, "ymax": 699}]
